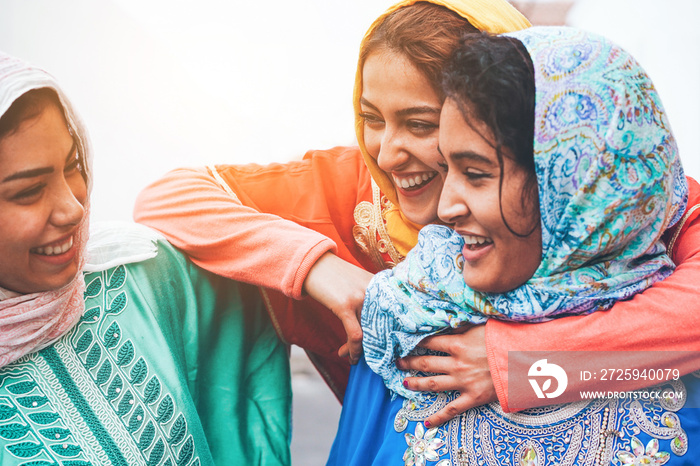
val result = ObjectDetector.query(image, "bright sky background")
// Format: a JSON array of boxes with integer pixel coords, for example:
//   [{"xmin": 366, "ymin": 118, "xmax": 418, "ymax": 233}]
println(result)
[{"xmin": 0, "ymin": 0, "xmax": 697, "ymax": 222}]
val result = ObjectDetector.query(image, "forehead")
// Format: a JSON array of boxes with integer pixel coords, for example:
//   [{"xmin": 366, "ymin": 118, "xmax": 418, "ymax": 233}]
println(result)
[
  {"xmin": 361, "ymin": 50, "xmax": 439, "ymax": 104},
  {"xmin": 0, "ymin": 104, "xmax": 72, "ymax": 170}
]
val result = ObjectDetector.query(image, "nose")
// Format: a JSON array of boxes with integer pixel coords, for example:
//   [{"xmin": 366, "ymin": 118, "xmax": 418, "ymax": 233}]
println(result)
[
  {"xmin": 375, "ymin": 126, "xmax": 409, "ymax": 173},
  {"xmin": 437, "ymin": 172, "xmax": 469, "ymax": 224},
  {"xmin": 50, "ymin": 177, "xmax": 86, "ymax": 228}
]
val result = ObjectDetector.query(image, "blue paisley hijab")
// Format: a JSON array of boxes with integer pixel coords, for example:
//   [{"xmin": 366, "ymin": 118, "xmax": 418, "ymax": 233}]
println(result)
[{"xmin": 362, "ymin": 26, "xmax": 688, "ymax": 400}]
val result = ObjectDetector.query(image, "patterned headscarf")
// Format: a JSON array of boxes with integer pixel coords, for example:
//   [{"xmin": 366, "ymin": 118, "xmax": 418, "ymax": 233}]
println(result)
[
  {"xmin": 362, "ymin": 26, "xmax": 688, "ymax": 399},
  {"xmin": 354, "ymin": 0, "xmax": 531, "ymax": 257},
  {"xmin": 0, "ymin": 51, "xmax": 93, "ymax": 367}
]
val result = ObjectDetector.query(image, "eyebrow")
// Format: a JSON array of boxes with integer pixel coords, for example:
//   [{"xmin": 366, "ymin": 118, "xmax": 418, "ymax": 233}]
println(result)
[
  {"xmin": 438, "ymin": 146, "xmax": 496, "ymax": 167},
  {"xmin": 359, "ymin": 97, "xmax": 440, "ymax": 117},
  {"xmin": 2, "ymin": 140, "xmax": 77, "ymax": 183}
]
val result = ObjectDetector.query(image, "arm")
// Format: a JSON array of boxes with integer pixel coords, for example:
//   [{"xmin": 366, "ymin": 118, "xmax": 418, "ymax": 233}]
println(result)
[
  {"xmin": 134, "ymin": 147, "xmax": 375, "ymax": 362},
  {"xmin": 133, "ymin": 165, "xmax": 335, "ymax": 300}
]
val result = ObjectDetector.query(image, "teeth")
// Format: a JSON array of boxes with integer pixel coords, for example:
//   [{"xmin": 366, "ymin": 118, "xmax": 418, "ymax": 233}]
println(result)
[
  {"xmin": 462, "ymin": 235, "xmax": 492, "ymax": 246},
  {"xmin": 32, "ymin": 237, "xmax": 73, "ymax": 256},
  {"xmin": 394, "ymin": 172, "xmax": 436, "ymax": 190}
]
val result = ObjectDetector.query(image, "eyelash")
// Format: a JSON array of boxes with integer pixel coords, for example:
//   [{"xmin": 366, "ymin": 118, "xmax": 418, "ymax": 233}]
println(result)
[
  {"xmin": 359, "ymin": 113, "xmax": 437, "ymax": 135},
  {"xmin": 463, "ymin": 169, "xmax": 492, "ymax": 180},
  {"xmin": 13, "ymin": 183, "xmax": 46, "ymax": 201},
  {"xmin": 407, "ymin": 120, "xmax": 437, "ymax": 133},
  {"xmin": 359, "ymin": 112, "xmax": 383, "ymax": 126}
]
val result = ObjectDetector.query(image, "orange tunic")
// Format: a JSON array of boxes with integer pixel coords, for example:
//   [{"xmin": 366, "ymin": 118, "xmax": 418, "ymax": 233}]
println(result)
[
  {"xmin": 134, "ymin": 147, "xmax": 700, "ymax": 407},
  {"xmin": 134, "ymin": 147, "xmax": 388, "ymax": 400}
]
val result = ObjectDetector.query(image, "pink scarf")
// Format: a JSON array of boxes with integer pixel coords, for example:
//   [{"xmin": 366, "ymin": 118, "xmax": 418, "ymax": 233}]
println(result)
[{"xmin": 0, "ymin": 216, "xmax": 89, "ymax": 367}]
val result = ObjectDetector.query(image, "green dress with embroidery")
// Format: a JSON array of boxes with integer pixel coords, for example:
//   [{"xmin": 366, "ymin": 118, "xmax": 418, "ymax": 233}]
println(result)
[{"xmin": 0, "ymin": 240, "xmax": 292, "ymax": 466}]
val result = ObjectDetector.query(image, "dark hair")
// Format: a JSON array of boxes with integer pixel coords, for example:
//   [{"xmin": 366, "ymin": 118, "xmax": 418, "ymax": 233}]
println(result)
[
  {"xmin": 0, "ymin": 88, "xmax": 63, "ymax": 139},
  {"xmin": 441, "ymin": 32, "xmax": 538, "ymax": 236},
  {"xmin": 0, "ymin": 88, "xmax": 86, "ymax": 182},
  {"xmin": 360, "ymin": 2, "xmax": 479, "ymax": 99}
]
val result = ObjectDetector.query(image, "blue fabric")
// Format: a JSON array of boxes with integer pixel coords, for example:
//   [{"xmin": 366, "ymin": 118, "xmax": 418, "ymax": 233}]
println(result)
[
  {"xmin": 329, "ymin": 357, "xmax": 700, "ymax": 465},
  {"xmin": 362, "ymin": 26, "xmax": 688, "ymax": 401}
]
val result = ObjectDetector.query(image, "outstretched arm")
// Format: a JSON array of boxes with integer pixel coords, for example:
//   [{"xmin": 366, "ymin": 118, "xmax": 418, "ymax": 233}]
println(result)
[{"xmin": 134, "ymin": 147, "xmax": 375, "ymax": 362}]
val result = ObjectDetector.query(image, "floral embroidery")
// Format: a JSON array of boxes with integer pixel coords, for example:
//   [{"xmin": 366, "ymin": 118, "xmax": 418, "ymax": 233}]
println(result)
[
  {"xmin": 393, "ymin": 376, "xmax": 689, "ymax": 465},
  {"xmin": 616, "ymin": 436, "xmax": 670, "ymax": 465},
  {"xmin": 403, "ymin": 422, "xmax": 446, "ymax": 466}
]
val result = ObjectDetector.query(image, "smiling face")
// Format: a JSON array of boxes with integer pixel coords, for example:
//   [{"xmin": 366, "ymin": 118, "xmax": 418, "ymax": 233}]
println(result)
[
  {"xmin": 0, "ymin": 102, "xmax": 87, "ymax": 294},
  {"xmin": 437, "ymin": 99, "xmax": 541, "ymax": 293},
  {"xmin": 360, "ymin": 50, "xmax": 443, "ymax": 226}
]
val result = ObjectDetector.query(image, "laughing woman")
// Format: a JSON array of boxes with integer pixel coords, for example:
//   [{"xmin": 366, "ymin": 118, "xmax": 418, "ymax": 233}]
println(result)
[
  {"xmin": 330, "ymin": 28, "xmax": 700, "ymax": 464},
  {"xmin": 0, "ymin": 52, "xmax": 291, "ymax": 465}
]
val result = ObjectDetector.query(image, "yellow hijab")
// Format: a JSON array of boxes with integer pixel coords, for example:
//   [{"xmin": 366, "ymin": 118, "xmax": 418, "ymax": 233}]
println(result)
[{"xmin": 353, "ymin": 0, "xmax": 531, "ymax": 257}]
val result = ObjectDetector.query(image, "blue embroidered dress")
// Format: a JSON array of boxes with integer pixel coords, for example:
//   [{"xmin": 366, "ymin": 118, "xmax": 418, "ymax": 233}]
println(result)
[{"xmin": 328, "ymin": 27, "xmax": 698, "ymax": 465}]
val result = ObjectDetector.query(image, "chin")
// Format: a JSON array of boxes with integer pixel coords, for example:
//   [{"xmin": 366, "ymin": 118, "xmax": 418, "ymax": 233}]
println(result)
[{"xmin": 401, "ymin": 206, "xmax": 439, "ymax": 227}]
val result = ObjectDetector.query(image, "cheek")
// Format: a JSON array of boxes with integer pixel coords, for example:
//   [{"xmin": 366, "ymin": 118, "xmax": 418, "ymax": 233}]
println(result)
[
  {"xmin": 363, "ymin": 128, "xmax": 381, "ymax": 161},
  {"xmin": 411, "ymin": 136, "xmax": 441, "ymax": 170},
  {"xmin": 0, "ymin": 214, "xmax": 37, "ymax": 259}
]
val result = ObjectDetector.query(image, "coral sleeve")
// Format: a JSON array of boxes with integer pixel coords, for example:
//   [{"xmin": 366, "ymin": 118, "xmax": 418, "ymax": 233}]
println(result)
[
  {"xmin": 487, "ymin": 176, "xmax": 700, "ymax": 412},
  {"xmin": 133, "ymin": 146, "xmax": 371, "ymax": 300}
]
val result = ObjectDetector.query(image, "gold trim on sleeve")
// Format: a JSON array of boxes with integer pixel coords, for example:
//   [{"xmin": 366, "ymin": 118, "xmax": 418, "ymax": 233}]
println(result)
[{"xmin": 352, "ymin": 180, "xmax": 404, "ymax": 270}]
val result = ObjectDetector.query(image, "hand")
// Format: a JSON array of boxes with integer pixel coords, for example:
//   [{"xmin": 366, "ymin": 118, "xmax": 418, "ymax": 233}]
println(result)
[
  {"xmin": 302, "ymin": 252, "xmax": 374, "ymax": 364},
  {"xmin": 397, "ymin": 325, "xmax": 496, "ymax": 427}
]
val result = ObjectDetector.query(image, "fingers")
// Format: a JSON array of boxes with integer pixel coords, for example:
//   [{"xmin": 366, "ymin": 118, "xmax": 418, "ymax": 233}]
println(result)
[
  {"xmin": 397, "ymin": 354, "xmax": 453, "ymax": 375},
  {"xmin": 417, "ymin": 325, "xmax": 485, "ymax": 355},
  {"xmin": 340, "ymin": 317, "xmax": 363, "ymax": 364},
  {"xmin": 423, "ymin": 394, "xmax": 476, "ymax": 428},
  {"xmin": 403, "ymin": 374, "xmax": 455, "ymax": 393},
  {"xmin": 415, "ymin": 333, "xmax": 458, "ymax": 354}
]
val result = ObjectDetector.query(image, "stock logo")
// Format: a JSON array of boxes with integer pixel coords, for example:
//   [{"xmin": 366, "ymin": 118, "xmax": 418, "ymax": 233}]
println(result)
[{"xmin": 528, "ymin": 359, "xmax": 568, "ymax": 399}]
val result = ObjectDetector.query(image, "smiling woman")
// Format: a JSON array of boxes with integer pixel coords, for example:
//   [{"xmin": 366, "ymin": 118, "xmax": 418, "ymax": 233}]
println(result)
[
  {"xmin": 0, "ymin": 89, "xmax": 87, "ymax": 295},
  {"xmin": 0, "ymin": 51, "xmax": 292, "ymax": 465}
]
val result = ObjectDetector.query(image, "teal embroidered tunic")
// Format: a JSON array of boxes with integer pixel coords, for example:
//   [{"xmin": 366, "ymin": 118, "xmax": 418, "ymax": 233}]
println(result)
[{"xmin": 0, "ymin": 240, "xmax": 291, "ymax": 466}]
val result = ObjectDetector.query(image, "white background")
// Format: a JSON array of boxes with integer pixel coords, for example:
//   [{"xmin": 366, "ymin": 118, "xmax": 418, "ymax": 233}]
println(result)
[{"xmin": 0, "ymin": 0, "xmax": 697, "ymax": 223}]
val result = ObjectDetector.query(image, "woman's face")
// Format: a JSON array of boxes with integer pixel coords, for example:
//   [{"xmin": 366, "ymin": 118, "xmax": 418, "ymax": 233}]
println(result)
[
  {"xmin": 437, "ymin": 99, "xmax": 541, "ymax": 293},
  {"xmin": 0, "ymin": 103, "xmax": 87, "ymax": 294},
  {"xmin": 360, "ymin": 50, "xmax": 443, "ymax": 225}
]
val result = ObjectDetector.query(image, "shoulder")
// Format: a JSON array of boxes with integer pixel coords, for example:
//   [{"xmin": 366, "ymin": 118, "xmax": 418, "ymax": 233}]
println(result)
[{"xmin": 83, "ymin": 222, "xmax": 196, "ymax": 303}]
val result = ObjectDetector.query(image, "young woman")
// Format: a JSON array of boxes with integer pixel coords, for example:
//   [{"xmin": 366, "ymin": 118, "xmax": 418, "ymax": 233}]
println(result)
[
  {"xmin": 133, "ymin": 0, "xmax": 700, "ymax": 427},
  {"xmin": 330, "ymin": 27, "xmax": 699, "ymax": 465},
  {"xmin": 0, "ymin": 53, "xmax": 291, "ymax": 465}
]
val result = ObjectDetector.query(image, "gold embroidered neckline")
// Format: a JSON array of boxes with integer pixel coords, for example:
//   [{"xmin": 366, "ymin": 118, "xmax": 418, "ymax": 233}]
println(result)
[{"xmin": 353, "ymin": 180, "xmax": 404, "ymax": 270}]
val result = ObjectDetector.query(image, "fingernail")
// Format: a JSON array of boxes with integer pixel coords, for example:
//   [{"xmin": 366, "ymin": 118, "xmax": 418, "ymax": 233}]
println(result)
[
  {"xmin": 403, "ymin": 379, "xmax": 409, "ymax": 388},
  {"xmin": 424, "ymin": 420, "xmax": 431, "ymax": 428}
]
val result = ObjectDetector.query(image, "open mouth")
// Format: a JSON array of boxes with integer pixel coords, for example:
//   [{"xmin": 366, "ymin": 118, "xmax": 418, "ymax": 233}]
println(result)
[
  {"xmin": 31, "ymin": 237, "xmax": 74, "ymax": 256},
  {"xmin": 462, "ymin": 234, "xmax": 493, "ymax": 251},
  {"xmin": 392, "ymin": 172, "xmax": 438, "ymax": 191}
]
